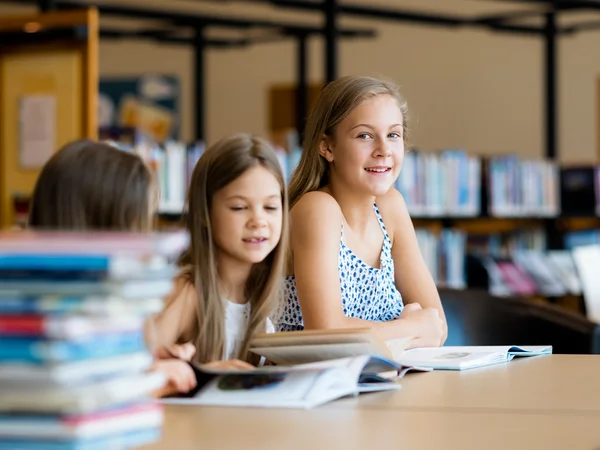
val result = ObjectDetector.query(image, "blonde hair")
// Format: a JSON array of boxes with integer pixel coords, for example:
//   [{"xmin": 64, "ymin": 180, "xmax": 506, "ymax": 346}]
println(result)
[
  {"xmin": 288, "ymin": 75, "xmax": 409, "ymax": 209},
  {"xmin": 29, "ymin": 140, "xmax": 156, "ymax": 231},
  {"xmin": 178, "ymin": 134, "xmax": 288, "ymax": 365}
]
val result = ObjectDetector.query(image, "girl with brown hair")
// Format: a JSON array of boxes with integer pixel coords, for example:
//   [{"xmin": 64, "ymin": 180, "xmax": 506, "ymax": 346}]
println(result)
[
  {"xmin": 28, "ymin": 139, "xmax": 156, "ymax": 231},
  {"xmin": 149, "ymin": 133, "xmax": 288, "ymax": 372},
  {"xmin": 277, "ymin": 75, "xmax": 447, "ymax": 349},
  {"xmin": 29, "ymin": 139, "xmax": 197, "ymax": 394}
]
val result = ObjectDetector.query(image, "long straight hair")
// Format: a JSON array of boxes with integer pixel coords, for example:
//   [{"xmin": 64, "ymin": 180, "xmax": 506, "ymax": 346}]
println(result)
[
  {"xmin": 28, "ymin": 139, "xmax": 156, "ymax": 231},
  {"xmin": 288, "ymin": 75, "xmax": 409, "ymax": 209},
  {"xmin": 178, "ymin": 134, "xmax": 288, "ymax": 365}
]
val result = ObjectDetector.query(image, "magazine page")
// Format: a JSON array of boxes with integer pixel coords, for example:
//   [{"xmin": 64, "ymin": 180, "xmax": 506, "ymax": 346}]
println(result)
[{"xmin": 163, "ymin": 365, "xmax": 356, "ymax": 409}]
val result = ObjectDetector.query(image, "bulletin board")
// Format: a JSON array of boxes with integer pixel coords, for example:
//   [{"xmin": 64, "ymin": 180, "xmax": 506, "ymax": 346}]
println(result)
[{"xmin": 0, "ymin": 8, "xmax": 98, "ymax": 228}]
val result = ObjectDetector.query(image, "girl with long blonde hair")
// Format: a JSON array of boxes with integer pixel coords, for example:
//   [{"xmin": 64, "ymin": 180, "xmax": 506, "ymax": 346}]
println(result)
[
  {"xmin": 150, "ymin": 133, "xmax": 288, "ymax": 372},
  {"xmin": 277, "ymin": 75, "xmax": 447, "ymax": 349}
]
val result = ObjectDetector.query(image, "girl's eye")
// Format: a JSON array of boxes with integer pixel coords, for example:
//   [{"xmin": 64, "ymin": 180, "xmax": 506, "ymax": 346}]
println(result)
[
  {"xmin": 265, "ymin": 206, "xmax": 280, "ymax": 211},
  {"xmin": 230, "ymin": 206, "xmax": 246, "ymax": 211},
  {"xmin": 357, "ymin": 133, "xmax": 371, "ymax": 140},
  {"xmin": 389, "ymin": 132, "xmax": 402, "ymax": 139}
]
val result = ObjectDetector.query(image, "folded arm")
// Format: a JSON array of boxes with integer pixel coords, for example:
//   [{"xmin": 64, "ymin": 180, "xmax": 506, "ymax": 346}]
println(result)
[
  {"xmin": 291, "ymin": 192, "xmax": 432, "ymax": 343},
  {"xmin": 378, "ymin": 188, "xmax": 448, "ymax": 345}
]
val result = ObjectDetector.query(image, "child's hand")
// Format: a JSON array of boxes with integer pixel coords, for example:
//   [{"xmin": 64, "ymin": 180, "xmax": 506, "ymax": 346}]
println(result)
[
  {"xmin": 152, "ymin": 359, "xmax": 197, "ymax": 395},
  {"xmin": 399, "ymin": 302, "xmax": 444, "ymax": 348},
  {"xmin": 155, "ymin": 342, "xmax": 196, "ymax": 361},
  {"xmin": 201, "ymin": 359, "xmax": 255, "ymax": 370}
]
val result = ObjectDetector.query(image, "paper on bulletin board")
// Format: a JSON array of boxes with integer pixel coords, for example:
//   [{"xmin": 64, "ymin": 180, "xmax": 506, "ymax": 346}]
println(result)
[{"xmin": 19, "ymin": 94, "xmax": 57, "ymax": 169}]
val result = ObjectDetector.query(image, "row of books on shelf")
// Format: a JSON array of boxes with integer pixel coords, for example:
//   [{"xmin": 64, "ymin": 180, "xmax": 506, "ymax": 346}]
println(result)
[
  {"xmin": 396, "ymin": 152, "xmax": 560, "ymax": 218},
  {"xmin": 415, "ymin": 227, "xmax": 589, "ymax": 299},
  {"xmin": 0, "ymin": 230, "xmax": 190, "ymax": 450},
  {"xmin": 102, "ymin": 127, "xmax": 600, "ymax": 220}
]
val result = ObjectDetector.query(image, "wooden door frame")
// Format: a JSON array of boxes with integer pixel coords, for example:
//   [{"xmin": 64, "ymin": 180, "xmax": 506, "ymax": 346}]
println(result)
[{"xmin": 0, "ymin": 8, "xmax": 99, "ymax": 139}]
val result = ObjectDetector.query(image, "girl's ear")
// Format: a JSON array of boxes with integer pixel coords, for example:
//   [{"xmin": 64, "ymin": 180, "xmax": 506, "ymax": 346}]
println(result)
[{"xmin": 318, "ymin": 138, "xmax": 334, "ymax": 163}]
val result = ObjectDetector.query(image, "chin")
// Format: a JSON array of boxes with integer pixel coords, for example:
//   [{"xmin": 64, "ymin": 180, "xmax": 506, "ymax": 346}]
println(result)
[
  {"xmin": 367, "ymin": 182, "xmax": 394, "ymax": 197},
  {"xmin": 245, "ymin": 251, "xmax": 273, "ymax": 264}
]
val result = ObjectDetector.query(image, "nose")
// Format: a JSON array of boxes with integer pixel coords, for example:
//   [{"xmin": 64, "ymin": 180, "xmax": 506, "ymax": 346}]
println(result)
[
  {"xmin": 248, "ymin": 209, "xmax": 268, "ymax": 229},
  {"xmin": 373, "ymin": 136, "xmax": 392, "ymax": 158}
]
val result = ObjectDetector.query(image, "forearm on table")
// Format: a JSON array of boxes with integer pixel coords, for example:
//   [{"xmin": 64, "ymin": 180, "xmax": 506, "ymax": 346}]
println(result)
[{"xmin": 303, "ymin": 315, "xmax": 411, "ymax": 342}]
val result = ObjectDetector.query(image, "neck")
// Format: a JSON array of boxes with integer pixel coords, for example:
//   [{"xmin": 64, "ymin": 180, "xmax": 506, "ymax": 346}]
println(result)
[
  {"xmin": 327, "ymin": 174, "xmax": 375, "ymax": 231},
  {"xmin": 216, "ymin": 252, "xmax": 252, "ymax": 305}
]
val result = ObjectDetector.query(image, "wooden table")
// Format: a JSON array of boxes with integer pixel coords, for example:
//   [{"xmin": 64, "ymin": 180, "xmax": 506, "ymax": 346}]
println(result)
[
  {"xmin": 347, "ymin": 354, "xmax": 600, "ymax": 414},
  {"xmin": 143, "ymin": 355, "xmax": 600, "ymax": 450}
]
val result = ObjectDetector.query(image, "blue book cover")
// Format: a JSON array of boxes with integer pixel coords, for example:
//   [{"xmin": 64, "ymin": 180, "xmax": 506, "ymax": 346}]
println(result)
[
  {"xmin": 0, "ymin": 332, "xmax": 146, "ymax": 364},
  {"xmin": 0, "ymin": 427, "xmax": 161, "ymax": 450},
  {"xmin": 0, "ymin": 295, "xmax": 164, "ymax": 316}
]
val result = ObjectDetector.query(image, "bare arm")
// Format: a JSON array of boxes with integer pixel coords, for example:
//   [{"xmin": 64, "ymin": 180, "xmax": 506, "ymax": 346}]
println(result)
[
  {"xmin": 145, "ymin": 277, "xmax": 198, "ymax": 353},
  {"xmin": 291, "ymin": 192, "xmax": 427, "ymax": 342},
  {"xmin": 378, "ymin": 188, "xmax": 448, "ymax": 344}
]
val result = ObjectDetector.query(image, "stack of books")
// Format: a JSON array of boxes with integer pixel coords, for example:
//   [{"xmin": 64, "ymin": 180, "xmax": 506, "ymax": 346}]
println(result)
[{"xmin": 0, "ymin": 230, "xmax": 189, "ymax": 450}]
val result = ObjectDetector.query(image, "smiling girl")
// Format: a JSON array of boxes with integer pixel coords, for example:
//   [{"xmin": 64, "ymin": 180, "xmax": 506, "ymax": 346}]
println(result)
[
  {"xmin": 275, "ymin": 75, "xmax": 447, "ymax": 349},
  {"xmin": 149, "ymin": 133, "xmax": 288, "ymax": 378}
]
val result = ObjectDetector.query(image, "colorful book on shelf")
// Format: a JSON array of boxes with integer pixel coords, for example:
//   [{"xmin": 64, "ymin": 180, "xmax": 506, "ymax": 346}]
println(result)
[{"xmin": 396, "ymin": 345, "xmax": 552, "ymax": 371}]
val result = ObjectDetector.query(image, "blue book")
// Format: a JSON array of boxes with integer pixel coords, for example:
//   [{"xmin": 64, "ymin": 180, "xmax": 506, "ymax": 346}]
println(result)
[
  {"xmin": 0, "ymin": 254, "xmax": 175, "ymax": 282},
  {"xmin": 0, "ymin": 332, "xmax": 146, "ymax": 364},
  {"xmin": 0, "ymin": 427, "xmax": 161, "ymax": 450},
  {"xmin": 0, "ymin": 295, "xmax": 164, "ymax": 316}
]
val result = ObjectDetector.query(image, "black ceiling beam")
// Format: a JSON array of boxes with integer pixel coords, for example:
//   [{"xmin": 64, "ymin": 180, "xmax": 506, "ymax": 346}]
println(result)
[
  {"xmin": 239, "ymin": 0, "xmax": 545, "ymax": 35},
  {"xmin": 472, "ymin": 9, "xmax": 551, "ymax": 25},
  {"xmin": 21, "ymin": 0, "xmax": 375, "ymax": 37},
  {"xmin": 561, "ymin": 19, "xmax": 600, "ymax": 33},
  {"xmin": 99, "ymin": 27, "xmax": 289, "ymax": 48},
  {"xmin": 493, "ymin": 0, "xmax": 600, "ymax": 8}
]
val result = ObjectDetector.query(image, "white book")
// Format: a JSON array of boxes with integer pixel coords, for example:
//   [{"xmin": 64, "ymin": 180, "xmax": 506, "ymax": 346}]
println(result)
[
  {"xmin": 0, "ymin": 372, "xmax": 166, "ymax": 414},
  {"xmin": 0, "ymin": 352, "xmax": 154, "ymax": 386},
  {"xmin": 397, "ymin": 345, "xmax": 552, "ymax": 371},
  {"xmin": 0, "ymin": 403, "xmax": 163, "ymax": 440},
  {"xmin": 572, "ymin": 245, "xmax": 600, "ymax": 323}
]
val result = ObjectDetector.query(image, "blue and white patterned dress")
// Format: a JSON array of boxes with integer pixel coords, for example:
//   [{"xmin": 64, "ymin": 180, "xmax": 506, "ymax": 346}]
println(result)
[{"xmin": 276, "ymin": 203, "xmax": 404, "ymax": 331}]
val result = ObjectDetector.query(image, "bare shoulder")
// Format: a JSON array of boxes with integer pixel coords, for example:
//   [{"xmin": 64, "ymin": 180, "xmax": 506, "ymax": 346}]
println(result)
[
  {"xmin": 290, "ymin": 191, "xmax": 343, "ymax": 245},
  {"xmin": 375, "ymin": 188, "xmax": 411, "ymax": 239},
  {"xmin": 165, "ymin": 274, "xmax": 198, "ymax": 313},
  {"xmin": 291, "ymin": 191, "xmax": 342, "ymax": 220}
]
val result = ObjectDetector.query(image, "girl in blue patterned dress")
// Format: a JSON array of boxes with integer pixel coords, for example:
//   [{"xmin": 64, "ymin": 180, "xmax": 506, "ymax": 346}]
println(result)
[{"xmin": 276, "ymin": 76, "xmax": 447, "ymax": 349}]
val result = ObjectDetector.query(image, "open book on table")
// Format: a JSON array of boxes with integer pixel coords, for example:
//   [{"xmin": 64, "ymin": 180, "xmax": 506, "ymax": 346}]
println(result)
[
  {"xmin": 162, "ymin": 354, "xmax": 414, "ymax": 409},
  {"xmin": 397, "ymin": 345, "xmax": 553, "ymax": 371},
  {"xmin": 247, "ymin": 328, "xmax": 551, "ymax": 372}
]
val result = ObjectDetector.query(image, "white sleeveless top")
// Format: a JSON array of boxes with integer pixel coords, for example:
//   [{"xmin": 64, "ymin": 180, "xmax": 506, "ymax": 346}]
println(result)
[{"xmin": 224, "ymin": 299, "xmax": 274, "ymax": 360}]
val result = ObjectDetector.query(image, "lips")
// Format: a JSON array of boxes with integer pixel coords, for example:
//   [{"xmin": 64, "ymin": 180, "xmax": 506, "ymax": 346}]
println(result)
[
  {"xmin": 243, "ymin": 237, "xmax": 268, "ymax": 243},
  {"xmin": 364, "ymin": 167, "xmax": 391, "ymax": 173}
]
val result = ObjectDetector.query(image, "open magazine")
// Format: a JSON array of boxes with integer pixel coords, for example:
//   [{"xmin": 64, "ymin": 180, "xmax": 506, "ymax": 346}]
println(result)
[
  {"xmin": 162, "ymin": 354, "xmax": 420, "ymax": 409},
  {"xmin": 397, "ymin": 345, "xmax": 552, "ymax": 370}
]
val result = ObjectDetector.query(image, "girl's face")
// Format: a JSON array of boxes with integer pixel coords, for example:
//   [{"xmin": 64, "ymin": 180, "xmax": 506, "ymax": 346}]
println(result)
[
  {"xmin": 210, "ymin": 165, "xmax": 283, "ymax": 266},
  {"xmin": 322, "ymin": 94, "xmax": 405, "ymax": 197}
]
